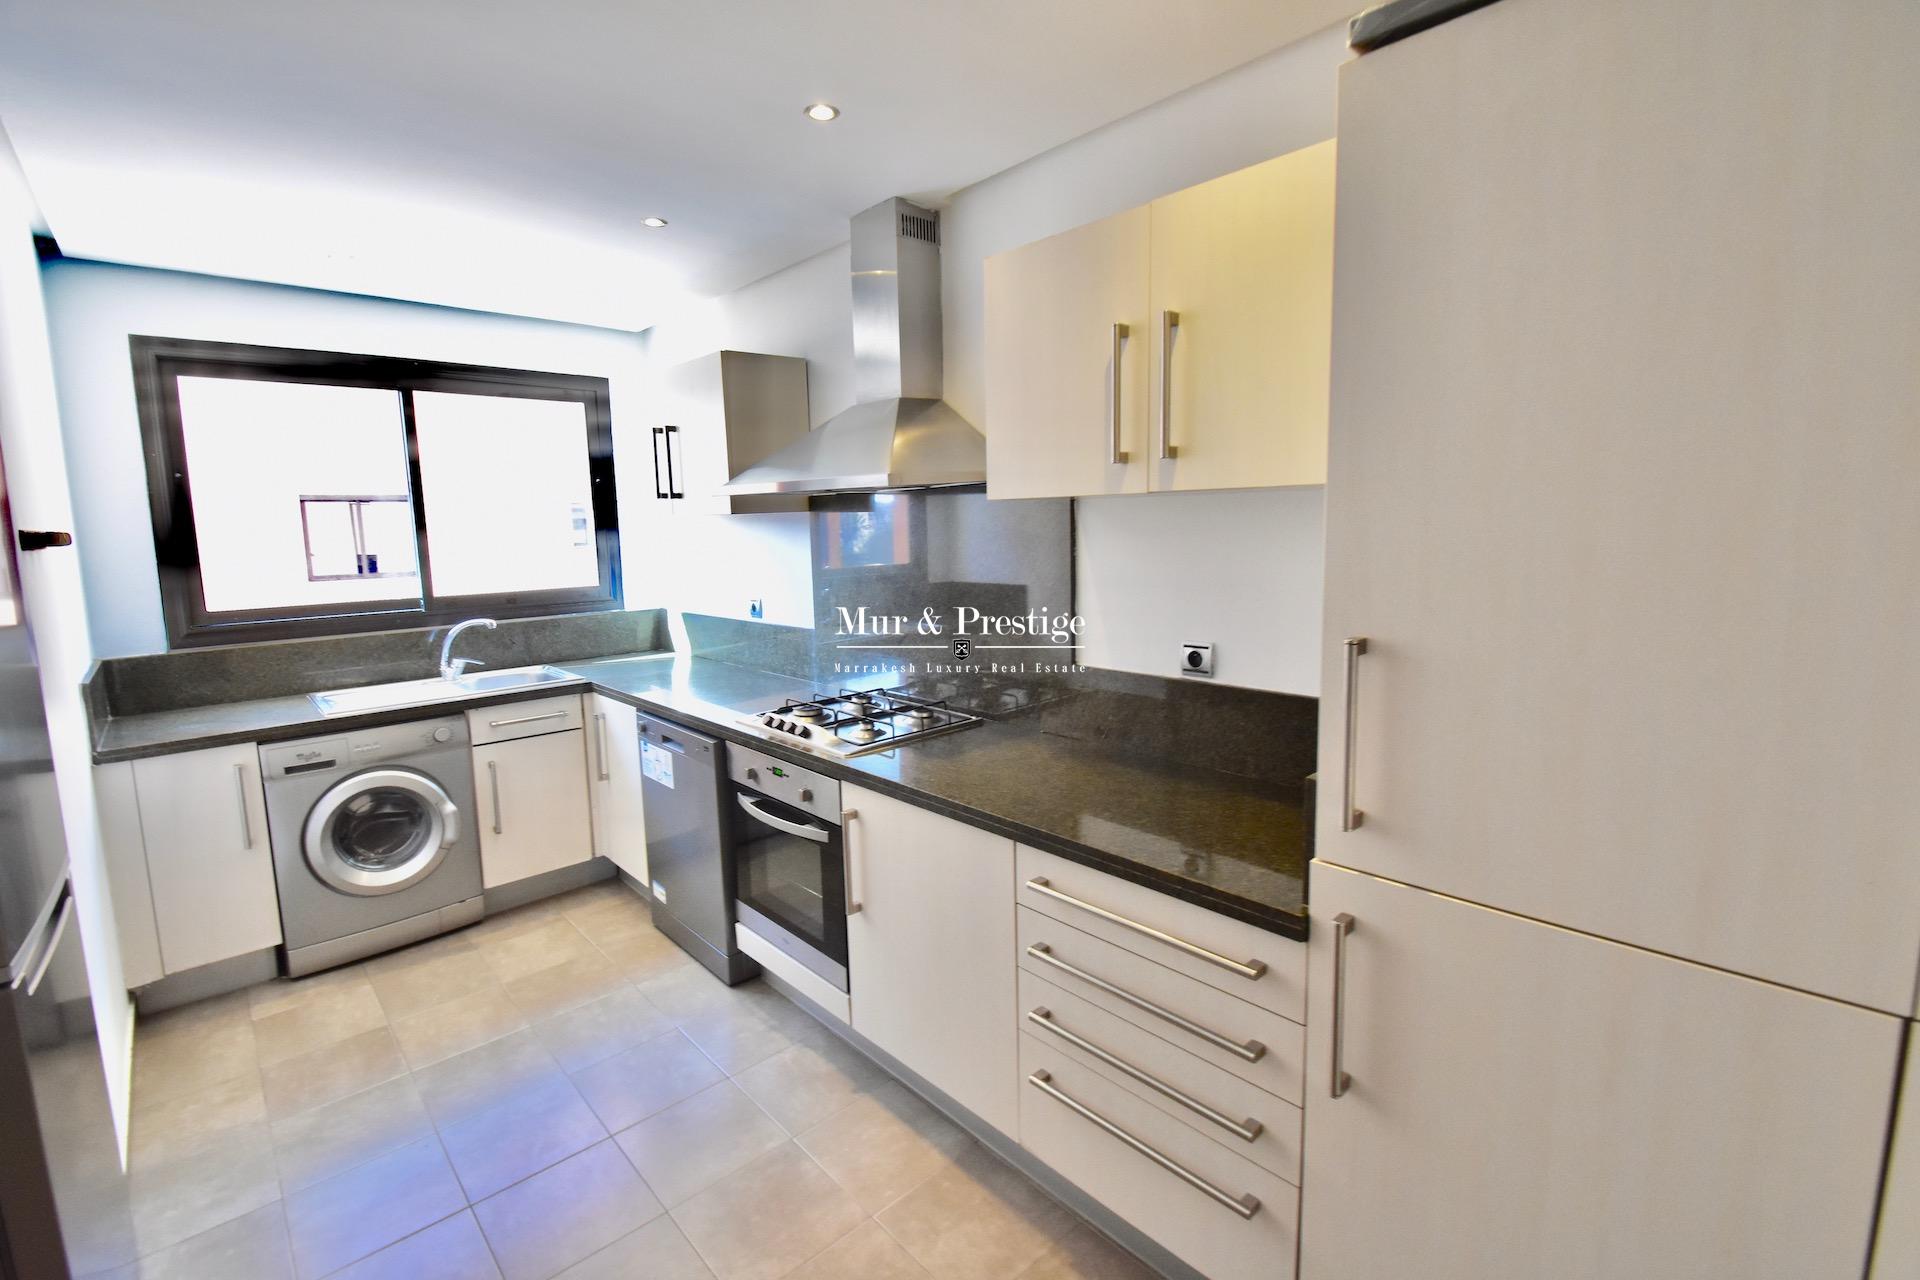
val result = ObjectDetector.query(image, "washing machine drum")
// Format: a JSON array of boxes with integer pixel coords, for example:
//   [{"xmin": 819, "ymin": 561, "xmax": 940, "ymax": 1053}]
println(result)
[{"xmin": 304, "ymin": 767, "xmax": 460, "ymax": 897}]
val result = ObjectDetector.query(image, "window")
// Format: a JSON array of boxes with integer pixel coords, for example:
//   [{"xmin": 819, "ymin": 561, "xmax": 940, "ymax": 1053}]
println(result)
[{"xmin": 133, "ymin": 337, "xmax": 620, "ymax": 647}]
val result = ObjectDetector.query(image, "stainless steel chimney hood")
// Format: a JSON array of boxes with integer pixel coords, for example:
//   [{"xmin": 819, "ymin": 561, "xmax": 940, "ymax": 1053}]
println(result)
[{"xmin": 721, "ymin": 198, "xmax": 985, "ymax": 496}]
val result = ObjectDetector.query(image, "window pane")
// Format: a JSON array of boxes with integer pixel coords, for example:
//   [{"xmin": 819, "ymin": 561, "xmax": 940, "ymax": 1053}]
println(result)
[
  {"xmin": 412, "ymin": 391, "xmax": 599, "ymax": 598},
  {"xmin": 300, "ymin": 496, "xmax": 417, "ymax": 580},
  {"xmin": 176, "ymin": 378, "xmax": 419, "ymax": 614}
]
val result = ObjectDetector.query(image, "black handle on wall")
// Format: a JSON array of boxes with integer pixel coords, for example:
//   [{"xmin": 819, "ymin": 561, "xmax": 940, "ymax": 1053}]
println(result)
[{"xmin": 17, "ymin": 531, "xmax": 73, "ymax": 551}]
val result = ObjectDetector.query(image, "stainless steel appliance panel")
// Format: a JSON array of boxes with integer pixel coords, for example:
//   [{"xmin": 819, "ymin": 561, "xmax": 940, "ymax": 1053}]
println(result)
[{"xmin": 637, "ymin": 712, "xmax": 752, "ymax": 984}]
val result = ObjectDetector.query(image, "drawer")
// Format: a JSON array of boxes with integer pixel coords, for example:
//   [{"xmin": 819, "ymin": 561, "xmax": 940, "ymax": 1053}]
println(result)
[
  {"xmin": 1018, "ymin": 907, "xmax": 1303, "ymax": 1105},
  {"xmin": 1020, "ymin": 969, "xmax": 1300, "ymax": 1183},
  {"xmin": 1019, "ymin": 1031, "xmax": 1297, "ymax": 1280},
  {"xmin": 1017, "ymin": 844, "xmax": 1303, "ymax": 1021},
  {"xmin": 467, "ymin": 693, "xmax": 585, "ymax": 745}
]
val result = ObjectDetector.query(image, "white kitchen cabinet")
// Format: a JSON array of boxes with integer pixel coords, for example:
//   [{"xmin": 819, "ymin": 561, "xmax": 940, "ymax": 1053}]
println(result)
[
  {"xmin": 1317, "ymin": 0, "xmax": 1920, "ymax": 1010},
  {"xmin": 984, "ymin": 140, "xmax": 1334, "ymax": 499},
  {"xmin": 843, "ymin": 782, "xmax": 1018, "ymax": 1134},
  {"xmin": 473, "ymin": 729, "xmax": 594, "ymax": 890},
  {"xmin": 130, "ymin": 743, "xmax": 279, "ymax": 975},
  {"xmin": 585, "ymin": 693, "xmax": 646, "ymax": 884},
  {"xmin": 1300, "ymin": 863, "xmax": 1902, "ymax": 1280},
  {"xmin": 653, "ymin": 350, "xmax": 810, "ymax": 515},
  {"xmin": 93, "ymin": 761, "xmax": 162, "ymax": 988}
]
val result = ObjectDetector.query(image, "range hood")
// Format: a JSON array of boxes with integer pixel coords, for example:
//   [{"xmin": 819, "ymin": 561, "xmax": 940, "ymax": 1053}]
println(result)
[{"xmin": 722, "ymin": 198, "xmax": 985, "ymax": 496}]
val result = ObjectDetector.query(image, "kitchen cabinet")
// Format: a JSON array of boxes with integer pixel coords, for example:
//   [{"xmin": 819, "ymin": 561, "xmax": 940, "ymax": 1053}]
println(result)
[
  {"xmin": 470, "ymin": 719, "xmax": 594, "ymax": 891},
  {"xmin": 93, "ymin": 761, "xmax": 162, "ymax": 988},
  {"xmin": 652, "ymin": 350, "xmax": 810, "ymax": 516},
  {"xmin": 1300, "ymin": 863, "xmax": 1901, "ymax": 1280},
  {"xmin": 843, "ymin": 782, "xmax": 1018, "ymax": 1134},
  {"xmin": 585, "ymin": 693, "xmax": 646, "ymax": 884},
  {"xmin": 1872, "ymin": 1031, "xmax": 1920, "ymax": 1277},
  {"xmin": 1317, "ymin": 0, "xmax": 1920, "ymax": 1010},
  {"xmin": 984, "ymin": 140, "xmax": 1334, "ymax": 499},
  {"xmin": 130, "ymin": 743, "xmax": 279, "ymax": 975}
]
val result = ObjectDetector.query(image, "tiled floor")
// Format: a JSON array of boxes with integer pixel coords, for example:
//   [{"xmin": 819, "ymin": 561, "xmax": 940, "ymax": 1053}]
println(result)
[{"xmin": 107, "ymin": 880, "xmax": 1158, "ymax": 1280}]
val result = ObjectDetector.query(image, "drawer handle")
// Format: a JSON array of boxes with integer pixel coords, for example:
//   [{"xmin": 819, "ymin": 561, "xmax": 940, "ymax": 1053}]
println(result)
[
  {"xmin": 1028, "ymin": 1070, "xmax": 1258, "ymax": 1221},
  {"xmin": 1028, "ymin": 1008, "xmax": 1262, "ymax": 1143},
  {"xmin": 1110, "ymin": 322, "xmax": 1131, "ymax": 465},
  {"xmin": 487, "ymin": 759, "xmax": 503, "ymax": 835},
  {"xmin": 1024, "ymin": 877, "xmax": 1267, "ymax": 981},
  {"xmin": 488, "ymin": 710, "xmax": 569, "ymax": 729},
  {"xmin": 234, "ymin": 762, "xmax": 253, "ymax": 850},
  {"xmin": 592, "ymin": 712, "xmax": 610, "ymax": 781},
  {"xmin": 1025, "ymin": 944, "xmax": 1265, "ymax": 1063}
]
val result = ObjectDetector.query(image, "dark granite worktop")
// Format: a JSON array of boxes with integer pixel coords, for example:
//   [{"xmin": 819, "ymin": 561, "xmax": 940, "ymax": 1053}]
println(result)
[{"xmin": 89, "ymin": 652, "xmax": 1309, "ymax": 939}]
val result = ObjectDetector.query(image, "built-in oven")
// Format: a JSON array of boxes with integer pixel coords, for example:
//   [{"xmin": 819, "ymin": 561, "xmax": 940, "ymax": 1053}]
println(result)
[{"xmin": 727, "ymin": 742, "xmax": 850, "ymax": 992}]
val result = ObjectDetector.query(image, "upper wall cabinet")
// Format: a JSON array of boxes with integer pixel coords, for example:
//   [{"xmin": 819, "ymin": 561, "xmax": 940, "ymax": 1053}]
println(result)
[
  {"xmin": 653, "ymin": 350, "xmax": 810, "ymax": 516},
  {"xmin": 985, "ymin": 140, "xmax": 1335, "ymax": 499}
]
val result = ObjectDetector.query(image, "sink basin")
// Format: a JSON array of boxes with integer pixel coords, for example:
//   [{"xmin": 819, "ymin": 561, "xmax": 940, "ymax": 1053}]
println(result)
[{"xmin": 309, "ymin": 665, "xmax": 578, "ymax": 716}]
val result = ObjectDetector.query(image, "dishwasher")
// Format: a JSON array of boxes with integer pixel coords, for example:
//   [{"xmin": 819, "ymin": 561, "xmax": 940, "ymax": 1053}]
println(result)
[{"xmin": 636, "ymin": 711, "xmax": 757, "ymax": 985}]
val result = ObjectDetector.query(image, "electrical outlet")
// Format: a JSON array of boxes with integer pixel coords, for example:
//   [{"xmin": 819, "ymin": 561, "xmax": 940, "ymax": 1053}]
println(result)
[
  {"xmin": 748, "ymin": 598, "xmax": 764, "ymax": 619},
  {"xmin": 1179, "ymin": 643, "xmax": 1213, "ymax": 677}
]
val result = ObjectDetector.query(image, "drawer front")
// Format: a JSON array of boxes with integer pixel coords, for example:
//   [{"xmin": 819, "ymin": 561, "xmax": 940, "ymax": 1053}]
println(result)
[
  {"xmin": 1019, "ymin": 907, "xmax": 1304, "ymax": 1105},
  {"xmin": 1021, "ymin": 969, "xmax": 1300, "ymax": 1184},
  {"xmin": 467, "ymin": 693, "xmax": 585, "ymax": 745},
  {"xmin": 1017, "ymin": 844, "xmax": 1304, "ymax": 1021},
  {"xmin": 1019, "ymin": 1032, "xmax": 1298, "ymax": 1280}
]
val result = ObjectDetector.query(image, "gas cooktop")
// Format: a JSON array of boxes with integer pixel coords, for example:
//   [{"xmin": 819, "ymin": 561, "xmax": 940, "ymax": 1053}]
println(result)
[{"xmin": 736, "ymin": 687, "xmax": 985, "ymax": 758}]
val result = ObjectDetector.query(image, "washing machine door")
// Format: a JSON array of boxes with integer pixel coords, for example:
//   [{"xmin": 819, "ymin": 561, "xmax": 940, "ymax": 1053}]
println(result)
[{"xmin": 303, "ymin": 767, "xmax": 460, "ymax": 897}]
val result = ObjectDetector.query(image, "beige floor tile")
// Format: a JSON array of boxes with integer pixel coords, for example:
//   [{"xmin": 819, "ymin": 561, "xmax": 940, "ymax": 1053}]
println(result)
[
  {"xmin": 283, "ymin": 1136, "xmax": 466, "ymax": 1280},
  {"xmin": 124, "ymin": 1200, "xmax": 293, "ymax": 1280},
  {"xmin": 268, "ymin": 1075, "xmax": 435, "ymax": 1194},
  {"xmin": 561, "ymin": 891, "xmax": 655, "ymax": 947},
  {"xmin": 794, "ymin": 1080, "xmax": 973, "ymax": 1214},
  {"xmin": 634, "ymin": 961, "xmax": 740, "ymax": 1021},
  {"xmin": 132, "ymin": 998, "xmax": 258, "ymax": 1108},
  {"xmin": 554, "ymin": 1213, "xmax": 714, "ymax": 1280},
  {"xmin": 528, "ymin": 985, "xmax": 675, "ymax": 1074},
  {"xmin": 411, "ymin": 1028, "xmax": 565, "ymax": 1129},
  {"xmin": 875, "ymin": 1145, "xmax": 1079, "ymax": 1280},
  {"xmin": 471, "ymin": 1140, "xmax": 663, "ymax": 1280},
  {"xmin": 731, "ymin": 1037, "xmax": 890, "ymax": 1135},
  {"xmin": 325, "ymin": 1211, "xmax": 500, "ymax": 1280},
  {"xmin": 501, "ymin": 950, "xmax": 626, "ymax": 1022},
  {"xmin": 130, "ymin": 1073, "xmax": 268, "ymax": 1172},
  {"xmin": 673, "ymin": 1002, "xmax": 795, "ymax": 1075},
  {"xmin": 570, "ymin": 1029, "xmax": 725, "ymax": 1133},
  {"xmin": 127, "ymin": 1119, "xmax": 281, "ymax": 1257},
  {"xmin": 389, "ymin": 985, "xmax": 528, "ymax": 1071},
  {"xmin": 476, "ymin": 916, "xmax": 599, "ymax": 981},
  {"xmin": 786, "ymin": 1220, "xmax": 932, "ymax": 1280},
  {"xmin": 259, "ymin": 1026, "xmax": 407, "ymax": 1122},
  {"xmin": 364, "ymin": 935, "xmax": 498, "ymax": 1022},
  {"xmin": 613, "ymin": 1081, "xmax": 789, "ymax": 1207},
  {"xmin": 668, "ymin": 1143, "xmax": 865, "ymax": 1280},
  {"xmin": 247, "ymin": 963, "xmax": 371, "ymax": 1022},
  {"xmin": 437, "ymin": 1072, "xmax": 608, "ymax": 1201},
  {"xmin": 1012, "ymin": 1224, "xmax": 1160, "ymax": 1280},
  {"xmin": 594, "ymin": 927, "xmax": 700, "ymax": 984},
  {"xmin": 251, "ymin": 981, "xmax": 390, "ymax": 1068},
  {"xmin": 463, "ymin": 899, "xmax": 562, "ymax": 944}
]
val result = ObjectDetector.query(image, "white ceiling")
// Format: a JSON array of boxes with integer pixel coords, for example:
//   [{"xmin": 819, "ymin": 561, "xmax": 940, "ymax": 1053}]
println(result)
[{"xmin": 0, "ymin": 1, "xmax": 1341, "ymax": 329}]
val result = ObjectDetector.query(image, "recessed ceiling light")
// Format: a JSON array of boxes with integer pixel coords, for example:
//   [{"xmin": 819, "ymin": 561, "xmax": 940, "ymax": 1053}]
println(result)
[
  {"xmin": 642, "ymin": 217, "xmax": 668, "ymax": 228},
  {"xmin": 803, "ymin": 102, "xmax": 840, "ymax": 122}
]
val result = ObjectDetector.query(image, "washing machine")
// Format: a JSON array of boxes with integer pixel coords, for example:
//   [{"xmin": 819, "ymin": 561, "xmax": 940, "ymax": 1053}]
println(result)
[{"xmin": 260, "ymin": 714, "xmax": 484, "ymax": 976}]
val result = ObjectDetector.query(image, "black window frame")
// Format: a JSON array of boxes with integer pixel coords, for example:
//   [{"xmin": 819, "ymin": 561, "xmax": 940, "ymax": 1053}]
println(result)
[{"xmin": 131, "ymin": 335, "xmax": 622, "ymax": 649}]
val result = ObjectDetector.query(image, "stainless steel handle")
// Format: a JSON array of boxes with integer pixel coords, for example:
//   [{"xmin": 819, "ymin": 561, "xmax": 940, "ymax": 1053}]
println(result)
[
  {"xmin": 1024, "ymin": 877, "xmax": 1266, "ymax": 980},
  {"xmin": 592, "ymin": 713, "xmax": 610, "ymax": 781},
  {"xmin": 1341, "ymin": 637, "xmax": 1368, "ymax": 831},
  {"xmin": 1027, "ymin": 1070, "xmax": 1258, "ymax": 1220},
  {"xmin": 488, "ymin": 710, "xmax": 568, "ymax": 729},
  {"xmin": 1157, "ymin": 310, "xmax": 1180, "ymax": 460},
  {"xmin": 1329, "ymin": 912, "xmax": 1355, "ymax": 1099},
  {"xmin": 842, "ymin": 808, "xmax": 862, "ymax": 914},
  {"xmin": 13, "ymin": 888, "xmax": 73, "ymax": 995},
  {"xmin": 234, "ymin": 763, "xmax": 253, "ymax": 850},
  {"xmin": 737, "ymin": 794, "xmax": 831, "ymax": 843},
  {"xmin": 1024, "ymin": 943, "xmax": 1264, "ymax": 1062},
  {"xmin": 1110, "ymin": 322, "xmax": 1130, "ymax": 464},
  {"xmin": 487, "ymin": 760, "xmax": 502, "ymax": 836},
  {"xmin": 1027, "ymin": 1008, "xmax": 1262, "ymax": 1142}
]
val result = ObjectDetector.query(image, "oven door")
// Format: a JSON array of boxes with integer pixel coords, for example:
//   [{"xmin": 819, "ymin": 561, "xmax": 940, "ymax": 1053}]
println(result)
[{"xmin": 730, "ymin": 787, "xmax": 849, "ymax": 991}]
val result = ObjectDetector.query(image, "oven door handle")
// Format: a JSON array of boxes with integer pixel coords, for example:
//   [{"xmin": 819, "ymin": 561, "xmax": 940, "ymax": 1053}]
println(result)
[{"xmin": 737, "ymin": 794, "xmax": 833, "ymax": 843}]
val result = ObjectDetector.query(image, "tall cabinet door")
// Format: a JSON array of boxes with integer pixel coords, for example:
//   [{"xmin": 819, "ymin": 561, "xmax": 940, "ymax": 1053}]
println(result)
[
  {"xmin": 984, "ymin": 206, "xmax": 1151, "ymax": 499},
  {"xmin": 1317, "ymin": 0, "xmax": 1920, "ymax": 1010},
  {"xmin": 1301, "ymin": 864, "xmax": 1901, "ymax": 1280},
  {"xmin": 475, "ymin": 731, "xmax": 594, "ymax": 889},
  {"xmin": 586, "ymin": 694, "xmax": 647, "ymax": 884},
  {"xmin": 1148, "ymin": 139, "xmax": 1335, "ymax": 493}
]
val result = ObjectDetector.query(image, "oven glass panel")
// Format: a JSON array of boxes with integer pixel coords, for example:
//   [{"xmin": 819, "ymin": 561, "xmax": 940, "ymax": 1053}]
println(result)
[{"xmin": 731, "ymin": 790, "xmax": 847, "ymax": 967}]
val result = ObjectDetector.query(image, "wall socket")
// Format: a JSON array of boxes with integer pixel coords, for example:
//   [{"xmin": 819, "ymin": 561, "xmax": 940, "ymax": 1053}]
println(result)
[
  {"xmin": 1179, "ymin": 643, "xmax": 1213, "ymax": 677},
  {"xmin": 748, "ymin": 598, "xmax": 764, "ymax": 619}
]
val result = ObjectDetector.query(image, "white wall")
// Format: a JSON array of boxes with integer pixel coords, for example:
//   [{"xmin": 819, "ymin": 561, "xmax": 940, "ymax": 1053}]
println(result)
[{"xmin": 38, "ymin": 261, "xmax": 654, "ymax": 658}]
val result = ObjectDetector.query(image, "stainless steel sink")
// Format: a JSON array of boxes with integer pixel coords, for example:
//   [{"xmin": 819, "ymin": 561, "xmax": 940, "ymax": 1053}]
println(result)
[{"xmin": 309, "ymin": 665, "xmax": 578, "ymax": 716}]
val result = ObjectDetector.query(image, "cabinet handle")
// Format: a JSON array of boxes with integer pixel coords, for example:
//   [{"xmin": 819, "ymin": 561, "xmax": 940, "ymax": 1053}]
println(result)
[
  {"xmin": 234, "ymin": 763, "xmax": 253, "ymax": 850},
  {"xmin": 1341, "ymin": 637, "xmax": 1368, "ymax": 831},
  {"xmin": 1027, "ymin": 1070, "xmax": 1258, "ymax": 1220},
  {"xmin": 1157, "ymin": 310, "xmax": 1180, "ymax": 461},
  {"xmin": 1109, "ymin": 322, "xmax": 1130, "ymax": 465},
  {"xmin": 1025, "ymin": 943, "xmax": 1265, "ymax": 1063},
  {"xmin": 487, "ymin": 710, "xmax": 568, "ymax": 729},
  {"xmin": 1329, "ymin": 912, "xmax": 1355, "ymax": 1099},
  {"xmin": 592, "ymin": 712, "xmax": 610, "ymax": 781},
  {"xmin": 487, "ymin": 760, "xmax": 503, "ymax": 836},
  {"xmin": 1027, "ymin": 1007, "xmax": 1262, "ymax": 1143},
  {"xmin": 842, "ymin": 808, "xmax": 862, "ymax": 915},
  {"xmin": 651, "ymin": 427, "xmax": 669, "ymax": 499},
  {"xmin": 1024, "ymin": 876, "xmax": 1266, "ymax": 980},
  {"xmin": 664, "ymin": 424, "xmax": 684, "ymax": 499}
]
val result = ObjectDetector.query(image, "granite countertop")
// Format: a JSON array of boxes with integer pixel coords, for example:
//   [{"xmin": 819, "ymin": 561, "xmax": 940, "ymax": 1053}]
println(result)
[{"xmin": 90, "ymin": 653, "xmax": 1309, "ymax": 939}]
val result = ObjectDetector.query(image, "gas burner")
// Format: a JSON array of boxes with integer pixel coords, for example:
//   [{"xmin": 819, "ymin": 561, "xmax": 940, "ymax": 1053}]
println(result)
[
  {"xmin": 842, "ymin": 693, "xmax": 881, "ymax": 712},
  {"xmin": 900, "ymin": 706, "xmax": 938, "ymax": 726},
  {"xmin": 784, "ymin": 702, "xmax": 828, "ymax": 722},
  {"xmin": 838, "ymin": 718, "xmax": 890, "ymax": 744}
]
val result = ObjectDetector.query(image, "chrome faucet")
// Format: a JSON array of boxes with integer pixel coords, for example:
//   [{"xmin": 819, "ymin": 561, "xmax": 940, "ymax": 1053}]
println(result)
[{"xmin": 439, "ymin": 618, "xmax": 498, "ymax": 681}]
